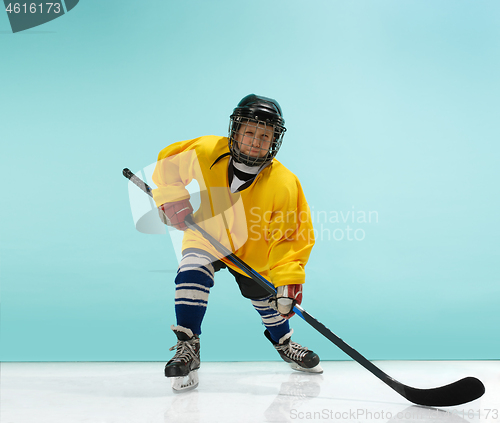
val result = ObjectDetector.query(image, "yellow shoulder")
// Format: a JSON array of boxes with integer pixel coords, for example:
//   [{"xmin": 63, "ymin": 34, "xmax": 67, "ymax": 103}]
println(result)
[
  {"xmin": 157, "ymin": 135, "xmax": 228, "ymax": 161},
  {"xmin": 264, "ymin": 160, "xmax": 302, "ymax": 205}
]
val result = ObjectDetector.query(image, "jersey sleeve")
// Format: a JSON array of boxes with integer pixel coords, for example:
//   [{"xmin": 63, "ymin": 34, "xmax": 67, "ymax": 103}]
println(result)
[
  {"xmin": 151, "ymin": 138, "xmax": 202, "ymax": 207},
  {"xmin": 267, "ymin": 176, "xmax": 315, "ymax": 288}
]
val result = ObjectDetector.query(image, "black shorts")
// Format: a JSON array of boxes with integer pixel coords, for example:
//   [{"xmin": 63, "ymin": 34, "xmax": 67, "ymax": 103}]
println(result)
[
  {"xmin": 184, "ymin": 248, "xmax": 271, "ymax": 300},
  {"xmin": 214, "ymin": 260, "xmax": 271, "ymax": 300}
]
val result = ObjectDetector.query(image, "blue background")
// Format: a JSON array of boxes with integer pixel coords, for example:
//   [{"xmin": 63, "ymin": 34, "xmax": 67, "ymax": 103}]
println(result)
[{"xmin": 1, "ymin": 0, "xmax": 499, "ymax": 362}]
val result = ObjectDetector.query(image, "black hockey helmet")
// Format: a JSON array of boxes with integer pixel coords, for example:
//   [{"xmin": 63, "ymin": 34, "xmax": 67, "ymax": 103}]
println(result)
[{"xmin": 228, "ymin": 94, "xmax": 287, "ymax": 166}]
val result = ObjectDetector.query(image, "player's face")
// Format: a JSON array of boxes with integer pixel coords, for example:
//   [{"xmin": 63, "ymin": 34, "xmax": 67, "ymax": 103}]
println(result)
[{"xmin": 234, "ymin": 121, "xmax": 274, "ymax": 159}]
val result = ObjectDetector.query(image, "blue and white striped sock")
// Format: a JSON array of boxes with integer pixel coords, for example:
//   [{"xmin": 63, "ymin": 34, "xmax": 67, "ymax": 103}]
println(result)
[
  {"xmin": 251, "ymin": 296, "xmax": 291, "ymax": 343},
  {"xmin": 174, "ymin": 250, "xmax": 215, "ymax": 335}
]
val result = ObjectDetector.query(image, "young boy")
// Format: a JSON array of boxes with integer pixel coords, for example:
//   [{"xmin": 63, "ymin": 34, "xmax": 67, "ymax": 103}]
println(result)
[{"xmin": 152, "ymin": 94, "xmax": 321, "ymax": 392}]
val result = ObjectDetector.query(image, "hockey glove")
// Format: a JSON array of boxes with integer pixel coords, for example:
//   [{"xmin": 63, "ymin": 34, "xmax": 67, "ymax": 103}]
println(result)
[
  {"xmin": 270, "ymin": 284, "xmax": 303, "ymax": 319},
  {"xmin": 158, "ymin": 199, "xmax": 193, "ymax": 231}
]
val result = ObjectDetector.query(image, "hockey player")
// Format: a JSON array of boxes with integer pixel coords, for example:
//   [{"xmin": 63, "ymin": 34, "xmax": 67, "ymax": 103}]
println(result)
[{"xmin": 152, "ymin": 94, "xmax": 322, "ymax": 392}]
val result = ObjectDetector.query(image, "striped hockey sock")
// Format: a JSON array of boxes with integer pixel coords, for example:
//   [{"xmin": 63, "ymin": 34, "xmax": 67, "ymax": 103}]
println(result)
[
  {"xmin": 174, "ymin": 250, "xmax": 215, "ymax": 335},
  {"xmin": 251, "ymin": 295, "xmax": 291, "ymax": 342}
]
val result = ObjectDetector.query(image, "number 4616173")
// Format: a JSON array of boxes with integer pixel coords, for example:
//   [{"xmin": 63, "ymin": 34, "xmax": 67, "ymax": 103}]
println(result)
[{"xmin": 5, "ymin": 3, "xmax": 62, "ymax": 14}]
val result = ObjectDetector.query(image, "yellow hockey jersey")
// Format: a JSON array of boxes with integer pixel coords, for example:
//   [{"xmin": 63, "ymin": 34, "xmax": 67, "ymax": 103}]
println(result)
[{"xmin": 151, "ymin": 135, "xmax": 314, "ymax": 288}]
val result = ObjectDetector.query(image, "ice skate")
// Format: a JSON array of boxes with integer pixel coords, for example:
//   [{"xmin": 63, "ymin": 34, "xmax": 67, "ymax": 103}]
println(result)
[
  {"xmin": 265, "ymin": 329, "xmax": 323, "ymax": 373},
  {"xmin": 165, "ymin": 325, "xmax": 201, "ymax": 392}
]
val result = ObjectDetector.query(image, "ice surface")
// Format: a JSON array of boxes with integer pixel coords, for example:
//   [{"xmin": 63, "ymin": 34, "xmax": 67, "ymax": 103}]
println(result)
[{"xmin": 1, "ymin": 361, "xmax": 498, "ymax": 423}]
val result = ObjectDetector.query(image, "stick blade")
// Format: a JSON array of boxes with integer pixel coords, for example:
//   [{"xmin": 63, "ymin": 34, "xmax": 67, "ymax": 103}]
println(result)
[{"xmin": 403, "ymin": 377, "xmax": 485, "ymax": 407}]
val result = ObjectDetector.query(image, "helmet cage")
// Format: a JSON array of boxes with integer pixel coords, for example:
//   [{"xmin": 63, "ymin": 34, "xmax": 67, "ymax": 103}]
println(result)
[{"xmin": 228, "ymin": 116, "xmax": 286, "ymax": 167}]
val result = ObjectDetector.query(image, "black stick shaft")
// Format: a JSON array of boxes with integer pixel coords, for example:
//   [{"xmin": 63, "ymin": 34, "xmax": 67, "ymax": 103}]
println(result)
[{"xmin": 123, "ymin": 167, "xmax": 485, "ymax": 407}]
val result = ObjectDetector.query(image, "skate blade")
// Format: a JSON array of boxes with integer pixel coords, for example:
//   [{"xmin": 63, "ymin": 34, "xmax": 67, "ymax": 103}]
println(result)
[
  {"xmin": 170, "ymin": 370, "xmax": 199, "ymax": 393},
  {"xmin": 289, "ymin": 362, "xmax": 324, "ymax": 374}
]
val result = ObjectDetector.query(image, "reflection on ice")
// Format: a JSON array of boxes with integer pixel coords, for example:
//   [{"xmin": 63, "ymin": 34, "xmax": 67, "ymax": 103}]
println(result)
[{"xmin": 264, "ymin": 373, "xmax": 324, "ymax": 422}]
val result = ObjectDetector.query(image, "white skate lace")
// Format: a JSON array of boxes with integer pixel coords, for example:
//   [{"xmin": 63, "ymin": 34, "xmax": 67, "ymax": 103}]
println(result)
[
  {"xmin": 169, "ymin": 338, "xmax": 199, "ymax": 363},
  {"xmin": 277, "ymin": 341, "xmax": 309, "ymax": 361}
]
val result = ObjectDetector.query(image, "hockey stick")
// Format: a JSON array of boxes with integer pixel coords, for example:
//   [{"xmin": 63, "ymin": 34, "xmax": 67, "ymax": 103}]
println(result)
[{"xmin": 123, "ymin": 168, "xmax": 485, "ymax": 407}]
